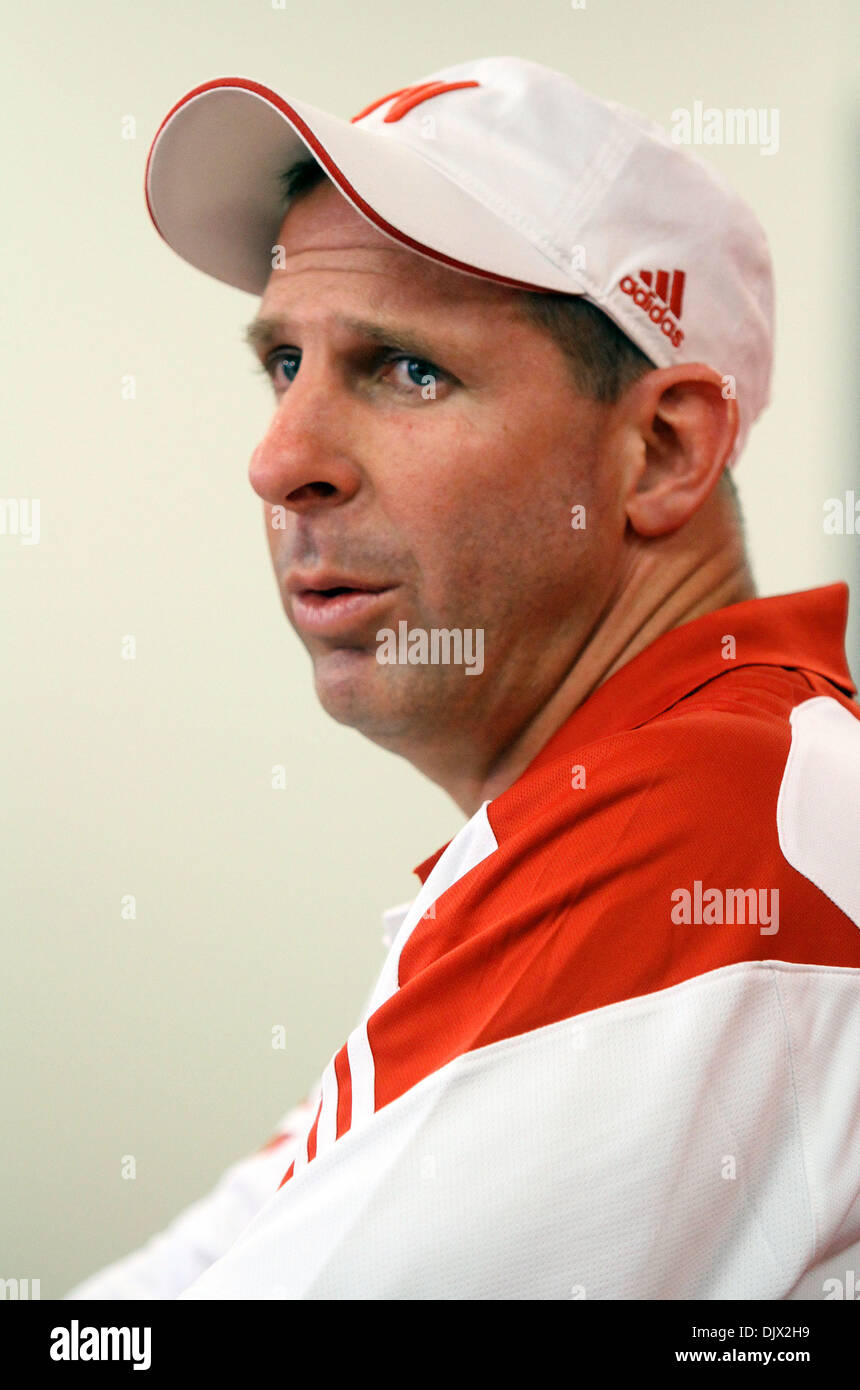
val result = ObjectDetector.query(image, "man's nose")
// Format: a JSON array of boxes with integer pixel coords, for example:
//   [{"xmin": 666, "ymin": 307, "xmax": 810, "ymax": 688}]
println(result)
[{"xmin": 247, "ymin": 375, "xmax": 362, "ymax": 511}]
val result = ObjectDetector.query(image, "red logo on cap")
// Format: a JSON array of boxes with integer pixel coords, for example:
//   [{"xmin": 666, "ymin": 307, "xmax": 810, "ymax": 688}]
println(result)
[
  {"xmin": 351, "ymin": 80, "xmax": 480, "ymax": 124},
  {"xmin": 618, "ymin": 268, "xmax": 686, "ymax": 348}
]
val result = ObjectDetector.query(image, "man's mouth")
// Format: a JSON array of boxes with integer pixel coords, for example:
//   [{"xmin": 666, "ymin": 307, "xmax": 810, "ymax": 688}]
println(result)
[
  {"xmin": 286, "ymin": 569, "xmax": 390, "ymax": 596},
  {"xmin": 288, "ymin": 578, "xmax": 395, "ymax": 636},
  {"xmin": 305, "ymin": 585, "xmax": 370, "ymax": 598}
]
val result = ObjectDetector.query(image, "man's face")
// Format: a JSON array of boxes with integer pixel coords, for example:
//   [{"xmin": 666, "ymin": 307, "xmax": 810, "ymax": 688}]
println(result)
[{"xmin": 247, "ymin": 181, "xmax": 626, "ymax": 764}]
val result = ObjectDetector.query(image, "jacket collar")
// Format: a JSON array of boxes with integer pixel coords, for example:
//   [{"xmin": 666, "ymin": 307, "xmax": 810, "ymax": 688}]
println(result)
[
  {"xmin": 413, "ymin": 584, "xmax": 855, "ymax": 885},
  {"xmin": 525, "ymin": 582, "xmax": 854, "ymax": 775}
]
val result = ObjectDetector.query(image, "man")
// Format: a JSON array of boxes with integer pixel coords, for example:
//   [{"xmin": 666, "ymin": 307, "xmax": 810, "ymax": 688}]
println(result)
[{"xmin": 67, "ymin": 57, "xmax": 860, "ymax": 1300}]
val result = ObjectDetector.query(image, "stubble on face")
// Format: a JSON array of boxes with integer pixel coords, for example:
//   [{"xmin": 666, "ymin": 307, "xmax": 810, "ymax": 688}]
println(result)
[{"xmin": 250, "ymin": 185, "xmax": 621, "ymax": 769}]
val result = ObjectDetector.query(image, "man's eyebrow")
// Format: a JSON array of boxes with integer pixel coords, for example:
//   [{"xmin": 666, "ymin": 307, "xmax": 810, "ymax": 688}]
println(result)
[
  {"xmin": 243, "ymin": 317, "xmax": 279, "ymax": 354},
  {"xmin": 243, "ymin": 315, "xmax": 445, "ymax": 362}
]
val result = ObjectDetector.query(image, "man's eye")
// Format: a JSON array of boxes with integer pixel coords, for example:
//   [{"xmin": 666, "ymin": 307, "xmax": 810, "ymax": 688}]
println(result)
[
  {"xmin": 255, "ymin": 349, "xmax": 448, "ymax": 397},
  {"xmin": 260, "ymin": 349, "xmax": 301, "ymax": 388},
  {"xmin": 383, "ymin": 356, "xmax": 444, "ymax": 392}
]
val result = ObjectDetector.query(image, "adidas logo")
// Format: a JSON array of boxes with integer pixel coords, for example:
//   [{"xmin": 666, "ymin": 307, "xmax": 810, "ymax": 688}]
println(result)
[{"xmin": 618, "ymin": 268, "xmax": 686, "ymax": 348}]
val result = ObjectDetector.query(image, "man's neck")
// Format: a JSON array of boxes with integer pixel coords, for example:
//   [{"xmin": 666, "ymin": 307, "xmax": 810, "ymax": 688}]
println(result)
[{"xmin": 441, "ymin": 505, "xmax": 756, "ymax": 817}]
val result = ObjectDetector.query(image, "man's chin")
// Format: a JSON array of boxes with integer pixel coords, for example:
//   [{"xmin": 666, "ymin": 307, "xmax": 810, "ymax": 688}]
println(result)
[{"xmin": 311, "ymin": 647, "xmax": 410, "ymax": 737}]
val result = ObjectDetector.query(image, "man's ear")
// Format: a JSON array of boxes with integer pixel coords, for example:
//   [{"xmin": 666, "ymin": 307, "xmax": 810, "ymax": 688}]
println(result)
[{"xmin": 621, "ymin": 364, "xmax": 739, "ymax": 537}]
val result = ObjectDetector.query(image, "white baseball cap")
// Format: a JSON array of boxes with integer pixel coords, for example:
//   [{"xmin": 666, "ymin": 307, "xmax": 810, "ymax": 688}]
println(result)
[{"xmin": 145, "ymin": 55, "xmax": 774, "ymax": 465}]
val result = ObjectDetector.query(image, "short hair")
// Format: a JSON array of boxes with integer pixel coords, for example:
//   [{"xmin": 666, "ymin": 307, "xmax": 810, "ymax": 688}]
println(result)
[
  {"xmin": 277, "ymin": 157, "xmax": 652, "ymax": 402},
  {"xmin": 277, "ymin": 156, "xmax": 740, "ymax": 506},
  {"xmin": 516, "ymin": 295, "xmax": 740, "ymax": 508}
]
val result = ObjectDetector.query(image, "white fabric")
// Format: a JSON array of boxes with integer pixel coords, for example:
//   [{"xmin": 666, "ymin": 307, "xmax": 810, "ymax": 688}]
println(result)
[
  {"xmin": 777, "ymin": 696, "xmax": 860, "ymax": 928},
  {"xmin": 179, "ymin": 962, "xmax": 860, "ymax": 1300},
  {"xmin": 62, "ymin": 917, "xmax": 406, "ymax": 1301},
  {"xmin": 62, "ymin": 1095, "xmax": 318, "ymax": 1300},
  {"xmin": 145, "ymin": 57, "xmax": 774, "ymax": 464},
  {"xmin": 64, "ymin": 695, "xmax": 860, "ymax": 1300},
  {"xmin": 280, "ymin": 801, "xmax": 497, "ymax": 1156},
  {"xmin": 363, "ymin": 800, "xmax": 496, "ymax": 1019}
]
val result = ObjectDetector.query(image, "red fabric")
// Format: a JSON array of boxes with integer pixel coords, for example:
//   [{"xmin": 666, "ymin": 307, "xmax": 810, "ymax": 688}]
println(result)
[
  {"xmin": 334, "ymin": 1045, "xmax": 352, "ymax": 1139},
  {"xmin": 277, "ymin": 1160, "xmax": 295, "ymax": 1191},
  {"xmin": 351, "ymin": 80, "xmax": 480, "ymax": 124},
  {"xmin": 372, "ymin": 586, "xmax": 859, "ymax": 1109},
  {"xmin": 283, "ymin": 584, "xmax": 859, "ymax": 1183}
]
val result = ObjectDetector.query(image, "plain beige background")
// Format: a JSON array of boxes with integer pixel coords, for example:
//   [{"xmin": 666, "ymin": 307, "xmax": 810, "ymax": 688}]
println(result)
[{"xmin": 2, "ymin": 0, "xmax": 858, "ymax": 1298}]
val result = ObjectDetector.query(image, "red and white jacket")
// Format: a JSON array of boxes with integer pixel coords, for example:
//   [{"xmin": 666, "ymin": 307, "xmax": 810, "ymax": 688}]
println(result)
[{"xmin": 66, "ymin": 584, "xmax": 860, "ymax": 1300}]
